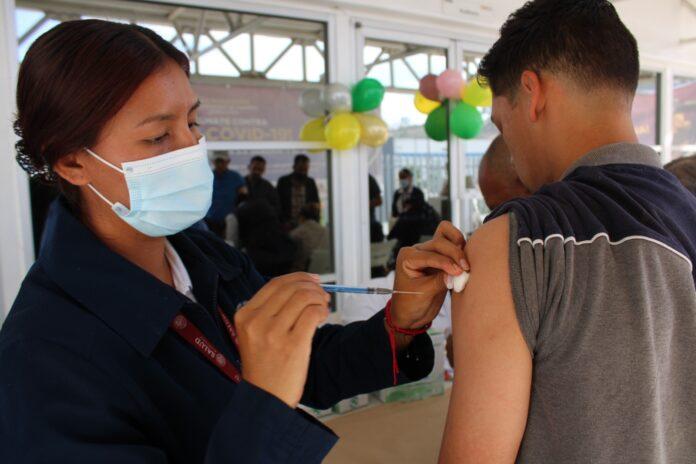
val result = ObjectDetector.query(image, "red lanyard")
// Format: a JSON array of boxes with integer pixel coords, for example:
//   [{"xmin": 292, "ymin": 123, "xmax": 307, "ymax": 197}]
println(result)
[{"xmin": 170, "ymin": 307, "xmax": 241, "ymax": 383}]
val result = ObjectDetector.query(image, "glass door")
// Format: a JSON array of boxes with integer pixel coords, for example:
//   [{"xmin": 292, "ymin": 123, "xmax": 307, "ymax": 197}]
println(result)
[{"xmin": 356, "ymin": 27, "xmax": 455, "ymax": 278}]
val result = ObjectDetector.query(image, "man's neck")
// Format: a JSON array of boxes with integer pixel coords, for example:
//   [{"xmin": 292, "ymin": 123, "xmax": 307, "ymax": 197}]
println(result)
[{"xmin": 547, "ymin": 112, "xmax": 638, "ymax": 183}]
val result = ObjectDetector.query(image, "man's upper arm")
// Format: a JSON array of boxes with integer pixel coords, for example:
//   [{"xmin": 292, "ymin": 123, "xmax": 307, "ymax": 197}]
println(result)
[{"xmin": 439, "ymin": 214, "xmax": 532, "ymax": 464}]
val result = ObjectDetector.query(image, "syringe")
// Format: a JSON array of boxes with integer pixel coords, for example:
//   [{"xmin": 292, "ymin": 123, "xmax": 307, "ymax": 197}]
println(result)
[{"xmin": 321, "ymin": 284, "xmax": 422, "ymax": 295}]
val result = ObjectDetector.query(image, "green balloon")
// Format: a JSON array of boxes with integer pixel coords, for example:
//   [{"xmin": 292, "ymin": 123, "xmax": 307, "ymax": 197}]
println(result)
[
  {"xmin": 351, "ymin": 78, "xmax": 385, "ymax": 112},
  {"xmin": 450, "ymin": 102, "xmax": 483, "ymax": 139},
  {"xmin": 425, "ymin": 104, "xmax": 448, "ymax": 141}
]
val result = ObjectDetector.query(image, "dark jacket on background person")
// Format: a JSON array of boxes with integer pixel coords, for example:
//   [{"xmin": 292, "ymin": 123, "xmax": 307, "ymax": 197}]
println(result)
[
  {"xmin": 0, "ymin": 197, "xmax": 435, "ymax": 464},
  {"xmin": 392, "ymin": 186, "xmax": 425, "ymax": 218},
  {"xmin": 244, "ymin": 175, "xmax": 281, "ymax": 216},
  {"xmin": 388, "ymin": 199, "xmax": 441, "ymax": 261},
  {"xmin": 369, "ymin": 175, "xmax": 384, "ymax": 243},
  {"xmin": 277, "ymin": 174, "xmax": 320, "ymax": 226},
  {"xmin": 236, "ymin": 199, "xmax": 297, "ymax": 277}
]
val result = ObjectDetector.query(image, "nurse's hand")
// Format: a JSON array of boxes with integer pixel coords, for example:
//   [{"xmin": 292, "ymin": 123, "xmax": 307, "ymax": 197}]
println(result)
[
  {"xmin": 234, "ymin": 273, "xmax": 330, "ymax": 408},
  {"xmin": 391, "ymin": 221, "xmax": 468, "ymax": 334}
]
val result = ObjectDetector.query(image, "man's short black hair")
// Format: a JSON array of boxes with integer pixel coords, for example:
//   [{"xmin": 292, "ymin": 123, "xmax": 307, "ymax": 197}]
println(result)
[
  {"xmin": 250, "ymin": 155, "xmax": 266, "ymax": 164},
  {"xmin": 399, "ymin": 168, "xmax": 413, "ymax": 178},
  {"xmin": 478, "ymin": 0, "xmax": 639, "ymax": 98},
  {"xmin": 294, "ymin": 154, "xmax": 310, "ymax": 165}
]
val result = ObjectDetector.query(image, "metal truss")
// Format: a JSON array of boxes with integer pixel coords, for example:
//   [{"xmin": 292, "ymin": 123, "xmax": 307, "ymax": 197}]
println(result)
[
  {"xmin": 16, "ymin": 0, "xmax": 327, "ymax": 82},
  {"xmin": 364, "ymin": 39, "xmax": 447, "ymax": 92}
]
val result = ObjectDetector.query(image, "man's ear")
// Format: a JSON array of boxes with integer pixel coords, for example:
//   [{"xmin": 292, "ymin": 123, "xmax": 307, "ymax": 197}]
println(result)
[
  {"xmin": 52, "ymin": 151, "xmax": 91, "ymax": 186},
  {"xmin": 520, "ymin": 70, "xmax": 546, "ymax": 123}
]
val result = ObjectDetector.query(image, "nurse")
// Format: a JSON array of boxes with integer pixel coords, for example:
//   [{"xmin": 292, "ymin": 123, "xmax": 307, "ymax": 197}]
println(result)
[{"xmin": 0, "ymin": 20, "xmax": 467, "ymax": 463}]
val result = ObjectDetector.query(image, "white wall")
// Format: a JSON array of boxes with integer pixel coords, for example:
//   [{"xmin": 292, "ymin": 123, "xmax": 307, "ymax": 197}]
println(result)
[
  {"xmin": 0, "ymin": 0, "xmax": 33, "ymax": 321},
  {"xmin": 614, "ymin": 0, "xmax": 696, "ymax": 66},
  {"xmin": 289, "ymin": 0, "xmax": 696, "ymax": 69}
]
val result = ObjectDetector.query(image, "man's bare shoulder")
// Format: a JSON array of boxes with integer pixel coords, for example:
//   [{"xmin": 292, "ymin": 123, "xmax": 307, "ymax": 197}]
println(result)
[{"xmin": 464, "ymin": 214, "xmax": 510, "ymax": 267}]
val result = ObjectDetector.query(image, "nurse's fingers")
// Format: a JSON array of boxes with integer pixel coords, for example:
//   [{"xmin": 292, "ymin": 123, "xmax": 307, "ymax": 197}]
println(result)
[
  {"xmin": 271, "ymin": 287, "xmax": 330, "ymax": 331},
  {"xmin": 416, "ymin": 237, "xmax": 468, "ymax": 273},
  {"xmin": 434, "ymin": 221, "xmax": 466, "ymax": 248},
  {"xmin": 399, "ymin": 247, "xmax": 464, "ymax": 279},
  {"xmin": 245, "ymin": 273, "xmax": 320, "ymax": 310},
  {"xmin": 291, "ymin": 304, "xmax": 330, "ymax": 342},
  {"xmin": 240, "ymin": 282, "xmax": 327, "ymax": 327}
]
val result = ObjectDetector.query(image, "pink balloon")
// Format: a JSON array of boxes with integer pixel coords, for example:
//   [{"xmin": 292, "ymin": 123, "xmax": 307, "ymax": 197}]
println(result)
[
  {"xmin": 436, "ymin": 70, "xmax": 463, "ymax": 99},
  {"xmin": 419, "ymin": 74, "xmax": 440, "ymax": 101}
]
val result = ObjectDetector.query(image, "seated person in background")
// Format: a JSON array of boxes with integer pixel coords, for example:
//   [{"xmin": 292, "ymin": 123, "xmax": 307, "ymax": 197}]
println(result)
[
  {"xmin": 204, "ymin": 151, "xmax": 246, "ymax": 238},
  {"xmin": 446, "ymin": 134, "xmax": 530, "ymax": 368},
  {"xmin": 664, "ymin": 154, "xmax": 696, "ymax": 195},
  {"xmin": 236, "ymin": 199, "xmax": 297, "ymax": 277},
  {"xmin": 289, "ymin": 204, "xmax": 329, "ymax": 272},
  {"xmin": 439, "ymin": 1, "xmax": 696, "ymax": 463},
  {"xmin": 277, "ymin": 154, "xmax": 320, "ymax": 229},
  {"xmin": 392, "ymin": 168, "xmax": 425, "ymax": 218},
  {"xmin": 388, "ymin": 197, "xmax": 441, "ymax": 266},
  {"xmin": 243, "ymin": 155, "xmax": 281, "ymax": 215},
  {"xmin": 369, "ymin": 174, "xmax": 385, "ymax": 242}
]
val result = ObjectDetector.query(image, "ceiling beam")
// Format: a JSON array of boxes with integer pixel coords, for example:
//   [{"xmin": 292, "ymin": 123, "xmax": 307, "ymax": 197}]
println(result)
[
  {"xmin": 196, "ymin": 17, "xmax": 265, "ymax": 57},
  {"xmin": 263, "ymin": 39, "xmax": 296, "ymax": 74},
  {"xmin": 167, "ymin": 6, "xmax": 185, "ymax": 22},
  {"xmin": 202, "ymin": 31, "xmax": 243, "ymax": 74},
  {"xmin": 17, "ymin": 14, "xmax": 48, "ymax": 45}
]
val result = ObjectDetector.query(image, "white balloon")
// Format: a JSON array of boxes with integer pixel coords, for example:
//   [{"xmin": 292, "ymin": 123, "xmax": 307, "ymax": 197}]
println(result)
[
  {"xmin": 321, "ymin": 83, "xmax": 352, "ymax": 113},
  {"xmin": 299, "ymin": 88, "xmax": 325, "ymax": 118}
]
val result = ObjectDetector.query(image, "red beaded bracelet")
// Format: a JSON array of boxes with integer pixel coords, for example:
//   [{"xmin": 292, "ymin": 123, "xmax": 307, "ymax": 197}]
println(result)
[{"xmin": 384, "ymin": 299, "xmax": 431, "ymax": 385}]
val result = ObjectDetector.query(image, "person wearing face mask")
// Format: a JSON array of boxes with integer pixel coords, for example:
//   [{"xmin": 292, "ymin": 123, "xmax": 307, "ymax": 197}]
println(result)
[
  {"xmin": 242, "ymin": 155, "xmax": 281, "ymax": 216},
  {"xmin": 276, "ymin": 154, "xmax": 320, "ymax": 229},
  {"xmin": 0, "ymin": 20, "xmax": 469, "ymax": 464},
  {"xmin": 392, "ymin": 168, "xmax": 425, "ymax": 218}
]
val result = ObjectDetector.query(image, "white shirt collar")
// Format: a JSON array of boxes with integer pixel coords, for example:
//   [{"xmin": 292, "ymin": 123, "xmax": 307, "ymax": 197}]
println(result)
[{"xmin": 165, "ymin": 240, "xmax": 196, "ymax": 302}]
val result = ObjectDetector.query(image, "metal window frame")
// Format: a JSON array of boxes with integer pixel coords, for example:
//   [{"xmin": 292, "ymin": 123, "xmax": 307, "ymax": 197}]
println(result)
[
  {"xmin": 353, "ymin": 23, "xmax": 459, "ymax": 283},
  {"xmin": 15, "ymin": 1, "xmax": 327, "ymax": 83}
]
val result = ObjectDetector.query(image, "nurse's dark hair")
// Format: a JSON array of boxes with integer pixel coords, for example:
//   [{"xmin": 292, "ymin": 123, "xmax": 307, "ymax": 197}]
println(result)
[
  {"xmin": 478, "ymin": 0, "xmax": 639, "ymax": 99},
  {"xmin": 14, "ymin": 19, "xmax": 190, "ymax": 205}
]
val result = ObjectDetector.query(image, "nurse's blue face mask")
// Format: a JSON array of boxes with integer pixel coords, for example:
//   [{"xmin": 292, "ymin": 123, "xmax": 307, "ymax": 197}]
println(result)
[{"xmin": 85, "ymin": 137, "xmax": 213, "ymax": 237}]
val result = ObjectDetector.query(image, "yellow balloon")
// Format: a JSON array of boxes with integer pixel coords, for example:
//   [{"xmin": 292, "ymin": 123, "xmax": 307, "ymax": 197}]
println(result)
[
  {"xmin": 299, "ymin": 117, "xmax": 326, "ymax": 142},
  {"xmin": 414, "ymin": 91, "xmax": 441, "ymax": 114},
  {"xmin": 324, "ymin": 113, "xmax": 361, "ymax": 150},
  {"xmin": 356, "ymin": 114, "xmax": 389, "ymax": 147},
  {"xmin": 461, "ymin": 78, "xmax": 493, "ymax": 107}
]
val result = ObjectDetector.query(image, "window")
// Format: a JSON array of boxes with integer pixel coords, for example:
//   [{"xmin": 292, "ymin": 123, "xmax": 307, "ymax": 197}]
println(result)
[
  {"xmin": 632, "ymin": 71, "xmax": 661, "ymax": 146},
  {"xmin": 673, "ymin": 76, "xmax": 696, "ymax": 159},
  {"xmin": 363, "ymin": 38, "xmax": 449, "ymax": 277},
  {"xmin": 460, "ymin": 53, "xmax": 499, "ymax": 235},
  {"xmin": 15, "ymin": 1, "xmax": 334, "ymax": 277},
  {"xmin": 220, "ymin": 149, "xmax": 334, "ymax": 277},
  {"xmin": 16, "ymin": 2, "xmax": 327, "ymax": 143}
]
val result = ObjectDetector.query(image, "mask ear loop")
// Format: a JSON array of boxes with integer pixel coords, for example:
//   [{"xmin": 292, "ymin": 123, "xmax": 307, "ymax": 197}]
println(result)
[
  {"xmin": 86, "ymin": 183, "xmax": 115, "ymax": 207},
  {"xmin": 84, "ymin": 148, "xmax": 124, "ymax": 208},
  {"xmin": 84, "ymin": 148, "xmax": 124, "ymax": 173}
]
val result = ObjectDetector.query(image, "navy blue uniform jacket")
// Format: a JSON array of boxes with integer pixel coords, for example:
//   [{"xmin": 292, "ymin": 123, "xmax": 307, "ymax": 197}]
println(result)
[{"xmin": 0, "ymin": 198, "xmax": 434, "ymax": 463}]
